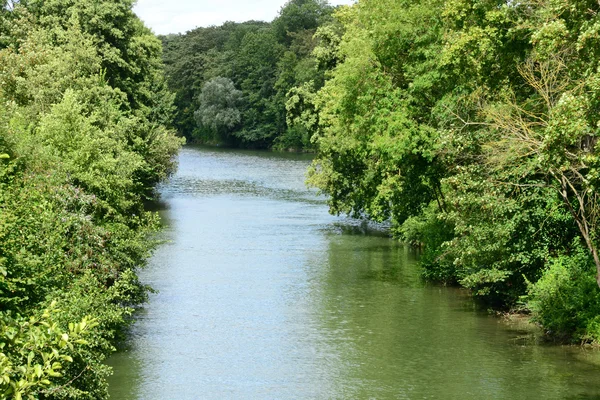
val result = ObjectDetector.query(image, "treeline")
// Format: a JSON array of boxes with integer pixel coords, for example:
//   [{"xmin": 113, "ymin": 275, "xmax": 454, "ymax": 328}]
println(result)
[
  {"xmin": 303, "ymin": 0, "xmax": 600, "ymax": 343},
  {"xmin": 0, "ymin": 0, "xmax": 180, "ymax": 398},
  {"xmin": 161, "ymin": 0, "xmax": 340, "ymax": 150}
]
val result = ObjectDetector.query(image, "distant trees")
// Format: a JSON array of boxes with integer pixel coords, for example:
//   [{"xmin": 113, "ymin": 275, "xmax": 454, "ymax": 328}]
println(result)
[
  {"xmin": 195, "ymin": 77, "xmax": 242, "ymax": 143},
  {"xmin": 272, "ymin": 0, "xmax": 332, "ymax": 44},
  {"xmin": 161, "ymin": 0, "xmax": 335, "ymax": 150}
]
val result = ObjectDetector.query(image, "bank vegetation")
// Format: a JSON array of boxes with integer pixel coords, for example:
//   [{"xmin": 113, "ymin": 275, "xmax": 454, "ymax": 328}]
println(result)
[{"xmin": 0, "ymin": 0, "xmax": 181, "ymax": 398}]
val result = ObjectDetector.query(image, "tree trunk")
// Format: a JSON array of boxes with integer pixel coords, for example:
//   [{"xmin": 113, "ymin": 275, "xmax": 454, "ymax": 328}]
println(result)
[
  {"xmin": 557, "ymin": 175, "xmax": 600, "ymax": 288},
  {"xmin": 592, "ymin": 246, "xmax": 600, "ymax": 289}
]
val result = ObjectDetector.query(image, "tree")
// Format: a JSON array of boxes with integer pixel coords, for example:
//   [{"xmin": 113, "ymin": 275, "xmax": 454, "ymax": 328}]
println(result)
[
  {"xmin": 483, "ymin": 51, "xmax": 600, "ymax": 287},
  {"xmin": 232, "ymin": 28, "xmax": 285, "ymax": 145},
  {"xmin": 194, "ymin": 77, "xmax": 243, "ymax": 143},
  {"xmin": 272, "ymin": 0, "xmax": 332, "ymax": 45},
  {"xmin": 307, "ymin": 0, "xmax": 447, "ymax": 229},
  {"xmin": 0, "ymin": 0, "xmax": 181, "ymax": 396}
]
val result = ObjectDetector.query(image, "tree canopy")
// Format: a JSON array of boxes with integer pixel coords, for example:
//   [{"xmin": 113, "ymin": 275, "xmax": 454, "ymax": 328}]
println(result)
[
  {"xmin": 303, "ymin": 0, "xmax": 600, "ymax": 342},
  {"xmin": 161, "ymin": 0, "xmax": 335, "ymax": 150}
]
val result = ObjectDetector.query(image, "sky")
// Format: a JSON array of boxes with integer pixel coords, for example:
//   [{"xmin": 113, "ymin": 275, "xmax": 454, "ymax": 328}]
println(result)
[{"xmin": 133, "ymin": 0, "xmax": 355, "ymax": 35}]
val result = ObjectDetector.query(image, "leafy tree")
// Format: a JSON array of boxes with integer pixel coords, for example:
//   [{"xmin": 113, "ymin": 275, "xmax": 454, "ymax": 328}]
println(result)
[
  {"xmin": 194, "ymin": 77, "xmax": 243, "ymax": 143},
  {"xmin": 272, "ymin": 0, "xmax": 333, "ymax": 45},
  {"xmin": 482, "ymin": 50, "xmax": 600, "ymax": 288},
  {"xmin": 0, "ymin": 0, "xmax": 180, "ymax": 396},
  {"xmin": 304, "ymin": 0, "xmax": 600, "ymax": 341},
  {"xmin": 308, "ymin": 0, "xmax": 447, "ymax": 229},
  {"xmin": 22, "ymin": 0, "xmax": 171, "ymax": 114},
  {"xmin": 233, "ymin": 28, "xmax": 285, "ymax": 145},
  {"xmin": 161, "ymin": 21, "xmax": 269, "ymax": 140}
]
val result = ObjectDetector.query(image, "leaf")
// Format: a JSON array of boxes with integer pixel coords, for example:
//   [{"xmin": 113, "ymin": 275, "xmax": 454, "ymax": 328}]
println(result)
[{"xmin": 60, "ymin": 355, "xmax": 73, "ymax": 363}]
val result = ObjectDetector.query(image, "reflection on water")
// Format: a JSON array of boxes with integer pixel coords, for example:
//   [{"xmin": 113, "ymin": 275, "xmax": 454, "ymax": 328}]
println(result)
[{"xmin": 107, "ymin": 146, "xmax": 600, "ymax": 399}]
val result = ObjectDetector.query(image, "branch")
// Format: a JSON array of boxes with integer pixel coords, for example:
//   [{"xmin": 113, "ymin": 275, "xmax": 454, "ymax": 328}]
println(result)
[{"xmin": 40, "ymin": 365, "xmax": 90, "ymax": 396}]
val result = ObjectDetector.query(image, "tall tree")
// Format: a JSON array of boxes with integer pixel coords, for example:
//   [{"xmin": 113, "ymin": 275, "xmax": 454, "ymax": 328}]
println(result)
[
  {"xmin": 195, "ymin": 77, "xmax": 243, "ymax": 143},
  {"xmin": 272, "ymin": 0, "xmax": 333, "ymax": 45}
]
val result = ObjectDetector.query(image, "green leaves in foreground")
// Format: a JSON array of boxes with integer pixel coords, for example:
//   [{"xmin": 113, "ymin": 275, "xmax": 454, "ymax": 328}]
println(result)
[{"xmin": 0, "ymin": 302, "xmax": 97, "ymax": 399}]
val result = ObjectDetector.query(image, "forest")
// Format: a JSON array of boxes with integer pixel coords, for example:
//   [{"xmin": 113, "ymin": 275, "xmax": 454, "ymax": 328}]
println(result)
[
  {"xmin": 160, "ymin": 0, "xmax": 337, "ymax": 150},
  {"xmin": 2, "ymin": 0, "xmax": 600, "ymax": 397},
  {"xmin": 163, "ymin": 0, "xmax": 600, "ymax": 346}
]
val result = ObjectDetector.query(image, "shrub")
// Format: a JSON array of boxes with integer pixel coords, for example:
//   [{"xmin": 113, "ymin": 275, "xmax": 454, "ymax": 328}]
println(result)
[{"xmin": 527, "ymin": 242, "xmax": 600, "ymax": 343}]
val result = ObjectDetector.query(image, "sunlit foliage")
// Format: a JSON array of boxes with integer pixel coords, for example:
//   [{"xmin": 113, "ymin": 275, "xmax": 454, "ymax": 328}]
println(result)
[
  {"xmin": 0, "ymin": 0, "xmax": 181, "ymax": 397},
  {"xmin": 307, "ymin": 0, "xmax": 600, "ymax": 342}
]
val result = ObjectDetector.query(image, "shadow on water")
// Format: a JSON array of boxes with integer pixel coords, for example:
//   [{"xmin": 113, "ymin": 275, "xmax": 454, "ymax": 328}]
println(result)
[
  {"xmin": 142, "ymin": 197, "xmax": 169, "ymax": 212},
  {"xmin": 327, "ymin": 219, "xmax": 392, "ymax": 237}
]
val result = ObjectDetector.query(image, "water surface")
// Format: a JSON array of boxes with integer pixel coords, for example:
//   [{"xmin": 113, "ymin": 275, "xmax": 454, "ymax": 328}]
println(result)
[{"xmin": 107, "ymin": 146, "xmax": 600, "ymax": 399}]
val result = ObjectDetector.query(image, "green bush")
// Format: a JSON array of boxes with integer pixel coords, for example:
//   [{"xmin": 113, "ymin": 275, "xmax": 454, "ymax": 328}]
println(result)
[
  {"xmin": 272, "ymin": 124, "xmax": 314, "ymax": 151},
  {"xmin": 398, "ymin": 203, "xmax": 456, "ymax": 283},
  {"xmin": 0, "ymin": 301, "xmax": 100, "ymax": 400},
  {"xmin": 527, "ymin": 243, "xmax": 600, "ymax": 343}
]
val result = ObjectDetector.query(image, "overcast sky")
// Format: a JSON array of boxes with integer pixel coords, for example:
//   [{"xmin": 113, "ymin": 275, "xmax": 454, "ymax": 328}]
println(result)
[{"xmin": 134, "ymin": 0, "xmax": 355, "ymax": 35}]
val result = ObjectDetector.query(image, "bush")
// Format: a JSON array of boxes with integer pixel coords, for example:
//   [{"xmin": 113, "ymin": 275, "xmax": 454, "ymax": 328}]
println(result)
[
  {"xmin": 527, "ymin": 243, "xmax": 600, "ymax": 343},
  {"xmin": 398, "ymin": 203, "xmax": 456, "ymax": 283},
  {"xmin": 272, "ymin": 124, "xmax": 314, "ymax": 151}
]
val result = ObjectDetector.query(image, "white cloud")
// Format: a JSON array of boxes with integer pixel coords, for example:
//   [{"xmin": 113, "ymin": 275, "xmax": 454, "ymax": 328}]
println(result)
[{"xmin": 134, "ymin": 0, "xmax": 355, "ymax": 35}]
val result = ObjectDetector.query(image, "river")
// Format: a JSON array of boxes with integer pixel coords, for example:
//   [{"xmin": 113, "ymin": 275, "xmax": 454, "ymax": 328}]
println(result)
[{"xmin": 107, "ymin": 146, "xmax": 600, "ymax": 399}]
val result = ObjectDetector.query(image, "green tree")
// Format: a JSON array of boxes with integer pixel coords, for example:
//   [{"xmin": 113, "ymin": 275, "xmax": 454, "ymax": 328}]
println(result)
[
  {"xmin": 308, "ymin": 0, "xmax": 447, "ymax": 229},
  {"xmin": 0, "ymin": 0, "xmax": 180, "ymax": 396},
  {"xmin": 195, "ymin": 77, "xmax": 243, "ymax": 143},
  {"xmin": 272, "ymin": 0, "xmax": 333, "ymax": 45},
  {"xmin": 233, "ymin": 28, "xmax": 285, "ymax": 145}
]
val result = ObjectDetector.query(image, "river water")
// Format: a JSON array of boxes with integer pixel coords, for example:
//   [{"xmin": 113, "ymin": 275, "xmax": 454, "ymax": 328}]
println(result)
[{"xmin": 107, "ymin": 146, "xmax": 600, "ymax": 399}]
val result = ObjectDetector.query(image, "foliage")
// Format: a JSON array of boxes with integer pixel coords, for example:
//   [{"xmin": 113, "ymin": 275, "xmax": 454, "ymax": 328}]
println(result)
[
  {"xmin": 398, "ymin": 203, "xmax": 455, "ymax": 283},
  {"xmin": 233, "ymin": 28, "xmax": 285, "ymax": 146},
  {"xmin": 194, "ymin": 77, "xmax": 243, "ymax": 144},
  {"xmin": 527, "ymin": 243, "xmax": 600, "ymax": 343},
  {"xmin": 272, "ymin": 0, "xmax": 332, "ymax": 45},
  {"xmin": 160, "ymin": 0, "xmax": 337, "ymax": 150},
  {"xmin": 304, "ymin": 0, "xmax": 600, "ymax": 342},
  {"xmin": 0, "ymin": 303, "xmax": 97, "ymax": 400},
  {"xmin": 0, "ymin": 0, "xmax": 180, "ymax": 397},
  {"xmin": 307, "ymin": 0, "xmax": 446, "ymax": 229}
]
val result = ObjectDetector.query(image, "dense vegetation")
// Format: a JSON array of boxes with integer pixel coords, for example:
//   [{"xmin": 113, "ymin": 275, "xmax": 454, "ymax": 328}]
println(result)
[
  {"xmin": 0, "ymin": 0, "xmax": 181, "ymax": 398},
  {"xmin": 2, "ymin": 0, "xmax": 600, "ymax": 395},
  {"xmin": 160, "ymin": 0, "xmax": 338, "ymax": 150},
  {"xmin": 304, "ymin": 0, "xmax": 600, "ymax": 343}
]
